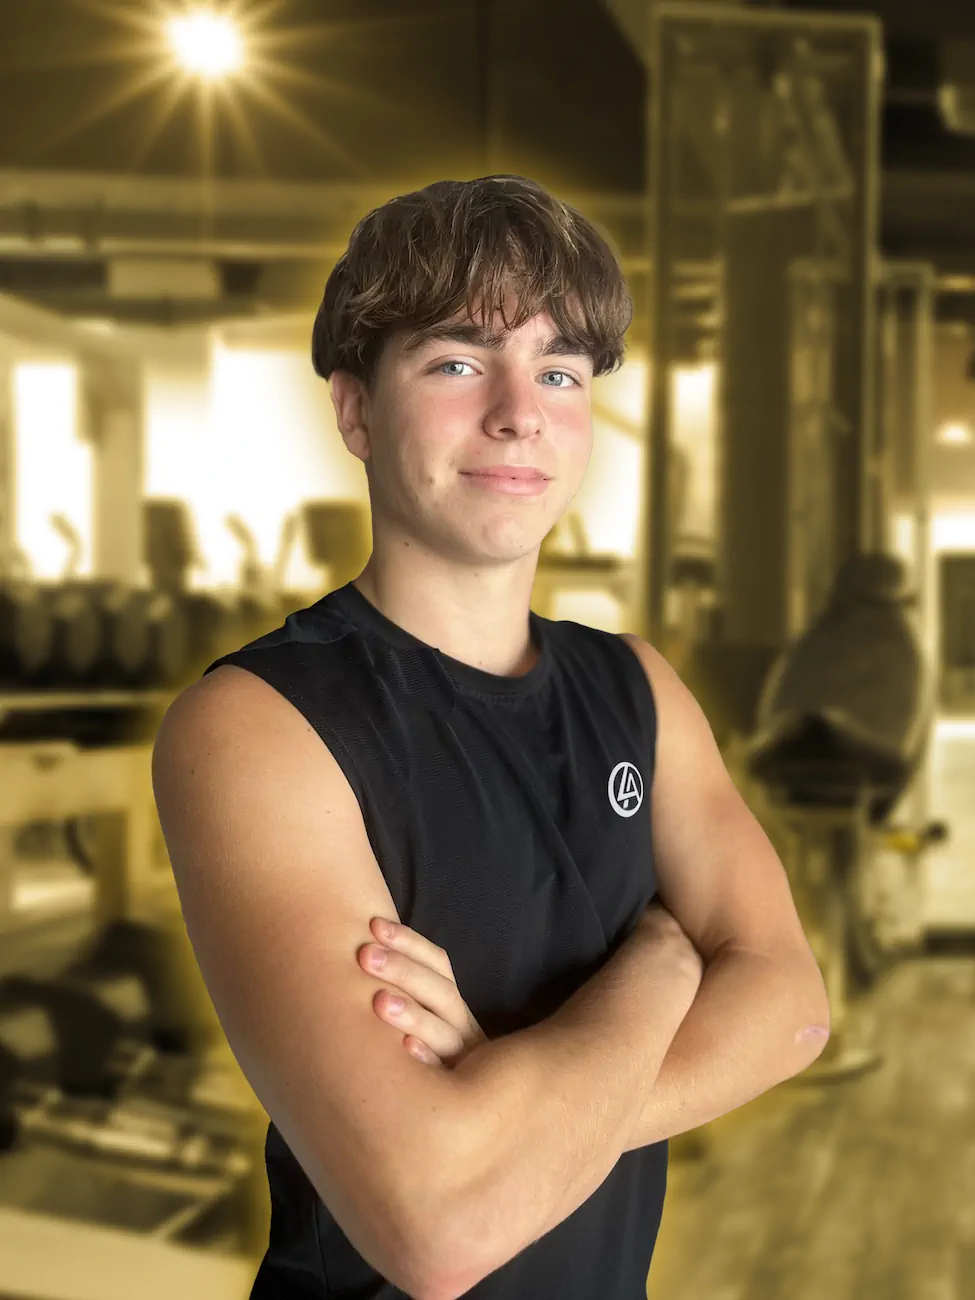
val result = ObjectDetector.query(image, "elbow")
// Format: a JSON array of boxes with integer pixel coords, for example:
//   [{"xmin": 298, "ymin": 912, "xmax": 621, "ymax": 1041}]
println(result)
[
  {"xmin": 398, "ymin": 1207, "xmax": 467, "ymax": 1300},
  {"xmin": 303, "ymin": 1157, "xmax": 458, "ymax": 1298},
  {"xmin": 320, "ymin": 1193, "xmax": 436, "ymax": 1300},
  {"xmin": 397, "ymin": 1178, "xmax": 498, "ymax": 1300},
  {"xmin": 412, "ymin": 1275, "xmax": 470, "ymax": 1300},
  {"xmin": 796, "ymin": 1022, "xmax": 830, "ymax": 1047},
  {"xmin": 374, "ymin": 1160, "xmax": 472, "ymax": 1300},
  {"xmin": 396, "ymin": 1103, "xmax": 506, "ymax": 1300},
  {"xmin": 795, "ymin": 981, "xmax": 832, "ymax": 1055},
  {"xmin": 787, "ymin": 949, "xmax": 831, "ymax": 1033},
  {"xmin": 805, "ymin": 972, "xmax": 832, "ymax": 1037},
  {"xmin": 410, "ymin": 1183, "xmax": 513, "ymax": 1300},
  {"xmin": 398, "ymin": 1044, "xmax": 529, "ymax": 1300},
  {"xmin": 417, "ymin": 1258, "xmax": 494, "ymax": 1300}
]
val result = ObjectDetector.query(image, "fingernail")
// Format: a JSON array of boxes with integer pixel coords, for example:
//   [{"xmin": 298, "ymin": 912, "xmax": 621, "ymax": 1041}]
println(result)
[
  {"xmin": 386, "ymin": 996, "xmax": 404, "ymax": 1014},
  {"xmin": 376, "ymin": 921, "xmax": 394, "ymax": 941}
]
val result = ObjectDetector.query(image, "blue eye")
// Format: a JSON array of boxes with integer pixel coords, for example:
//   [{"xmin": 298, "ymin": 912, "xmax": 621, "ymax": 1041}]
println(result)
[{"xmin": 436, "ymin": 362, "xmax": 579, "ymax": 386}]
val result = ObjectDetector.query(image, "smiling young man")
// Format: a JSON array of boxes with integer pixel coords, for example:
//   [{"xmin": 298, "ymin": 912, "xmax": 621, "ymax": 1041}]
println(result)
[{"xmin": 151, "ymin": 175, "xmax": 830, "ymax": 1300}]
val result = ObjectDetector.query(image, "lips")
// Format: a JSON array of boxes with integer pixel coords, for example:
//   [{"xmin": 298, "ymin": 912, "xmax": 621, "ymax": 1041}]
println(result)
[{"xmin": 462, "ymin": 467, "xmax": 549, "ymax": 480}]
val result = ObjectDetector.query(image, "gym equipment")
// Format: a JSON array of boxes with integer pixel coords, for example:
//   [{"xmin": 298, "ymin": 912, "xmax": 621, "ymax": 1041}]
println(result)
[
  {"xmin": 173, "ymin": 589, "xmax": 246, "ymax": 667},
  {"xmin": 0, "ymin": 971, "xmax": 258, "ymax": 1242},
  {"xmin": 301, "ymin": 499, "xmax": 371, "ymax": 590},
  {"xmin": 143, "ymin": 498, "xmax": 203, "ymax": 595},
  {"xmin": 61, "ymin": 581, "xmax": 150, "ymax": 684},
  {"xmin": 143, "ymin": 500, "xmax": 345, "ymax": 672},
  {"xmin": 37, "ymin": 583, "xmax": 103, "ymax": 684},
  {"xmin": 0, "ymin": 580, "xmax": 53, "ymax": 684},
  {"xmin": 845, "ymin": 817, "xmax": 948, "ymax": 986},
  {"xmin": 66, "ymin": 917, "xmax": 210, "ymax": 1056},
  {"xmin": 142, "ymin": 498, "xmax": 249, "ymax": 669},
  {"xmin": 0, "ymin": 995, "xmax": 59, "ymax": 1099},
  {"xmin": 225, "ymin": 512, "xmax": 290, "ymax": 643},
  {"xmin": 532, "ymin": 510, "xmax": 639, "ymax": 622},
  {"xmin": 0, "ymin": 917, "xmax": 212, "ymax": 1099},
  {"xmin": 0, "ymin": 994, "xmax": 60, "ymax": 1155},
  {"xmin": 1, "ymin": 967, "xmax": 153, "ymax": 1097},
  {"xmin": 33, "ymin": 514, "xmax": 104, "ymax": 684},
  {"xmin": 0, "ymin": 1091, "xmax": 251, "ymax": 1180},
  {"xmin": 746, "ymin": 553, "xmax": 932, "ymax": 824},
  {"xmin": 50, "ymin": 578, "xmax": 184, "ymax": 688},
  {"xmin": 116, "ymin": 586, "xmax": 192, "ymax": 687},
  {"xmin": 43, "ymin": 513, "xmax": 192, "ymax": 687},
  {"xmin": 756, "ymin": 800, "xmax": 949, "ymax": 1084},
  {"xmin": 0, "ymin": 1013, "xmax": 257, "ymax": 1248}
]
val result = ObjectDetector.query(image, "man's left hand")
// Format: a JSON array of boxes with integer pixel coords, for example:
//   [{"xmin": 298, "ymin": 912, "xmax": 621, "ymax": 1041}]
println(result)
[{"xmin": 357, "ymin": 918, "xmax": 488, "ymax": 1068}]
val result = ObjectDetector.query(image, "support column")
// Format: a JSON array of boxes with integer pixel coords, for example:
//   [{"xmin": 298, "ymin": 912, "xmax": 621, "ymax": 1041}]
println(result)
[{"xmin": 85, "ymin": 362, "xmax": 145, "ymax": 586}]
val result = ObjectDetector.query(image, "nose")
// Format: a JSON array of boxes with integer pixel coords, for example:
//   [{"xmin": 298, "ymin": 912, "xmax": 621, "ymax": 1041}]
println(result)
[{"xmin": 483, "ymin": 369, "xmax": 543, "ymax": 440}]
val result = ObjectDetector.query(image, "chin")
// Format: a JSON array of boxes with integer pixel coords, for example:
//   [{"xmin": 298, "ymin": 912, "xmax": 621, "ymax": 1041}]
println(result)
[{"xmin": 468, "ymin": 540, "xmax": 548, "ymax": 565}]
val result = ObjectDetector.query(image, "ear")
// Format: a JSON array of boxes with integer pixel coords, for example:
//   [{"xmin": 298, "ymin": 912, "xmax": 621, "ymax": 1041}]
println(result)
[{"xmin": 329, "ymin": 370, "xmax": 372, "ymax": 464}]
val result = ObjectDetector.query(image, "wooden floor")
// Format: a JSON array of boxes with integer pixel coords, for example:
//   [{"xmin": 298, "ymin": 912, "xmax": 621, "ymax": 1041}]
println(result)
[{"xmin": 645, "ymin": 952, "xmax": 975, "ymax": 1300}]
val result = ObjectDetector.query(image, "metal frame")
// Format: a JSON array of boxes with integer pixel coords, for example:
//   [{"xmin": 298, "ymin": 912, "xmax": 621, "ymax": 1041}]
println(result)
[{"xmin": 639, "ymin": 2, "xmax": 883, "ymax": 645}]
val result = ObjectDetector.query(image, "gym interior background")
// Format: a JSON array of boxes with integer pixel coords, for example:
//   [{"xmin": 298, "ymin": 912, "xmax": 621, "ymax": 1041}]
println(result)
[{"xmin": 0, "ymin": 0, "xmax": 974, "ymax": 1296}]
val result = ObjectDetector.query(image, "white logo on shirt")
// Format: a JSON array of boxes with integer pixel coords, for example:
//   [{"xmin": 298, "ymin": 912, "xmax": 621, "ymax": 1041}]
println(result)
[{"xmin": 608, "ymin": 761, "xmax": 643, "ymax": 818}]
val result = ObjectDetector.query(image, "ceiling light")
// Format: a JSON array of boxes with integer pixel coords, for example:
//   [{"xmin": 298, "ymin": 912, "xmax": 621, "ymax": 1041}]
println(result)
[{"xmin": 166, "ymin": 10, "xmax": 244, "ymax": 80}]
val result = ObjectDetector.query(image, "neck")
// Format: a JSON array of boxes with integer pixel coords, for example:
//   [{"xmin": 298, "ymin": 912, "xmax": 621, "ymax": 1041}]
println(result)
[{"xmin": 350, "ymin": 549, "xmax": 541, "ymax": 678}]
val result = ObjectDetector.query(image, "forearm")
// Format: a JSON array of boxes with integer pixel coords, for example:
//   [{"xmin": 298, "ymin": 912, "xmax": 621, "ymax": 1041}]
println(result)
[
  {"xmin": 430, "ymin": 930, "xmax": 693, "ymax": 1298},
  {"xmin": 622, "ymin": 944, "xmax": 831, "ymax": 1153}
]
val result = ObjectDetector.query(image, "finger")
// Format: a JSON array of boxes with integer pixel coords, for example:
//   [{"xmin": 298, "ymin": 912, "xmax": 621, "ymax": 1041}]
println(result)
[
  {"xmin": 372, "ymin": 987, "xmax": 465, "ymax": 1060},
  {"xmin": 370, "ymin": 918, "xmax": 454, "ymax": 978},
  {"xmin": 404, "ymin": 1035, "xmax": 441, "ymax": 1066},
  {"xmin": 358, "ymin": 944, "xmax": 465, "ymax": 1032}
]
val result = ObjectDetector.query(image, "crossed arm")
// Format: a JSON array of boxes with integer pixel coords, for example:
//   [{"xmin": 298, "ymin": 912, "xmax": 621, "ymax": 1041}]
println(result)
[
  {"xmin": 374, "ymin": 633, "xmax": 830, "ymax": 1154},
  {"xmin": 616, "ymin": 633, "xmax": 830, "ymax": 1151},
  {"xmin": 364, "ymin": 632, "xmax": 831, "ymax": 1279},
  {"xmin": 451, "ymin": 633, "xmax": 830, "ymax": 1292},
  {"xmin": 623, "ymin": 943, "xmax": 829, "ymax": 1152}
]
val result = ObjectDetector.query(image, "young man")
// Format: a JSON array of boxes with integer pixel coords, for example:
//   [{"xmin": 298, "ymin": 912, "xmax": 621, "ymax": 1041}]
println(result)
[{"xmin": 152, "ymin": 175, "xmax": 830, "ymax": 1300}]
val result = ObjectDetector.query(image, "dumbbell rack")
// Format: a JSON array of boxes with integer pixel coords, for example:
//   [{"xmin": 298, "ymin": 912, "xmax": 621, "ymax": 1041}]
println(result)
[{"xmin": 0, "ymin": 689, "xmax": 267, "ymax": 1298}]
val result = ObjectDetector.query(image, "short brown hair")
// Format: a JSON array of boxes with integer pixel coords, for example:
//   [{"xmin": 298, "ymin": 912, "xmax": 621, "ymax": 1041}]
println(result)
[{"xmin": 311, "ymin": 174, "xmax": 633, "ymax": 393}]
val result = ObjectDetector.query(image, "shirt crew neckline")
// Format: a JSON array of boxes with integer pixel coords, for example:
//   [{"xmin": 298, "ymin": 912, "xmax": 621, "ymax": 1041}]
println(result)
[{"xmin": 325, "ymin": 580, "xmax": 552, "ymax": 698}]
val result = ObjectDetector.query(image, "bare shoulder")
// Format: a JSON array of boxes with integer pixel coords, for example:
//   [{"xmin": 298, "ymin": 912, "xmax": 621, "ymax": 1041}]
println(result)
[
  {"xmin": 166, "ymin": 660, "xmax": 313, "ymax": 734},
  {"xmin": 617, "ymin": 631, "xmax": 678, "ymax": 696}
]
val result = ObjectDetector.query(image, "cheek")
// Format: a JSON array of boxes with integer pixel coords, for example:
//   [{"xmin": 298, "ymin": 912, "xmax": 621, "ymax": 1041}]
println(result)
[
  {"xmin": 565, "ymin": 420, "xmax": 594, "ymax": 466},
  {"xmin": 394, "ymin": 435, "xmax": 450, "ymax": 495}
]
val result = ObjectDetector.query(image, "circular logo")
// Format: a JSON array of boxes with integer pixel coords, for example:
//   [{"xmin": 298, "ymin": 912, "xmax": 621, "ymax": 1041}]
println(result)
[{"xmin": 608, "ymin": 761, "xmax": 643, "ymax": 818}]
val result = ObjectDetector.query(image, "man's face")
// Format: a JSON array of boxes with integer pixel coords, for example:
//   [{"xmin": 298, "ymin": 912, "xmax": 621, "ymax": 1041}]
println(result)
[{"xmin": 330, "ymin": 296, "xmax": 594, "ymax": 569}]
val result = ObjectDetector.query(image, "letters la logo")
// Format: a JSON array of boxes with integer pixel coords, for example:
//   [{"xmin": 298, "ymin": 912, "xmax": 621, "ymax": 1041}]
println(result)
[{"xmin": 608, "ymin": 761, "xmax": 643, "ymax": 818}]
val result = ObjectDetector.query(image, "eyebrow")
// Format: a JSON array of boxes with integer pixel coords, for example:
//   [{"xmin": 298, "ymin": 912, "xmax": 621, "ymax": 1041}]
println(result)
[{"xmin": 401, "ymin": 322, "xmax": 593, "ymax": 362}]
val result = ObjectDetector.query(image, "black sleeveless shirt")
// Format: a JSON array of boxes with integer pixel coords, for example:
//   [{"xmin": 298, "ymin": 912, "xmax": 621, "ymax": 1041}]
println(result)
[{"xmin": 202, "ymin": 580, "xmax": 666, "ymax": 1299}]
